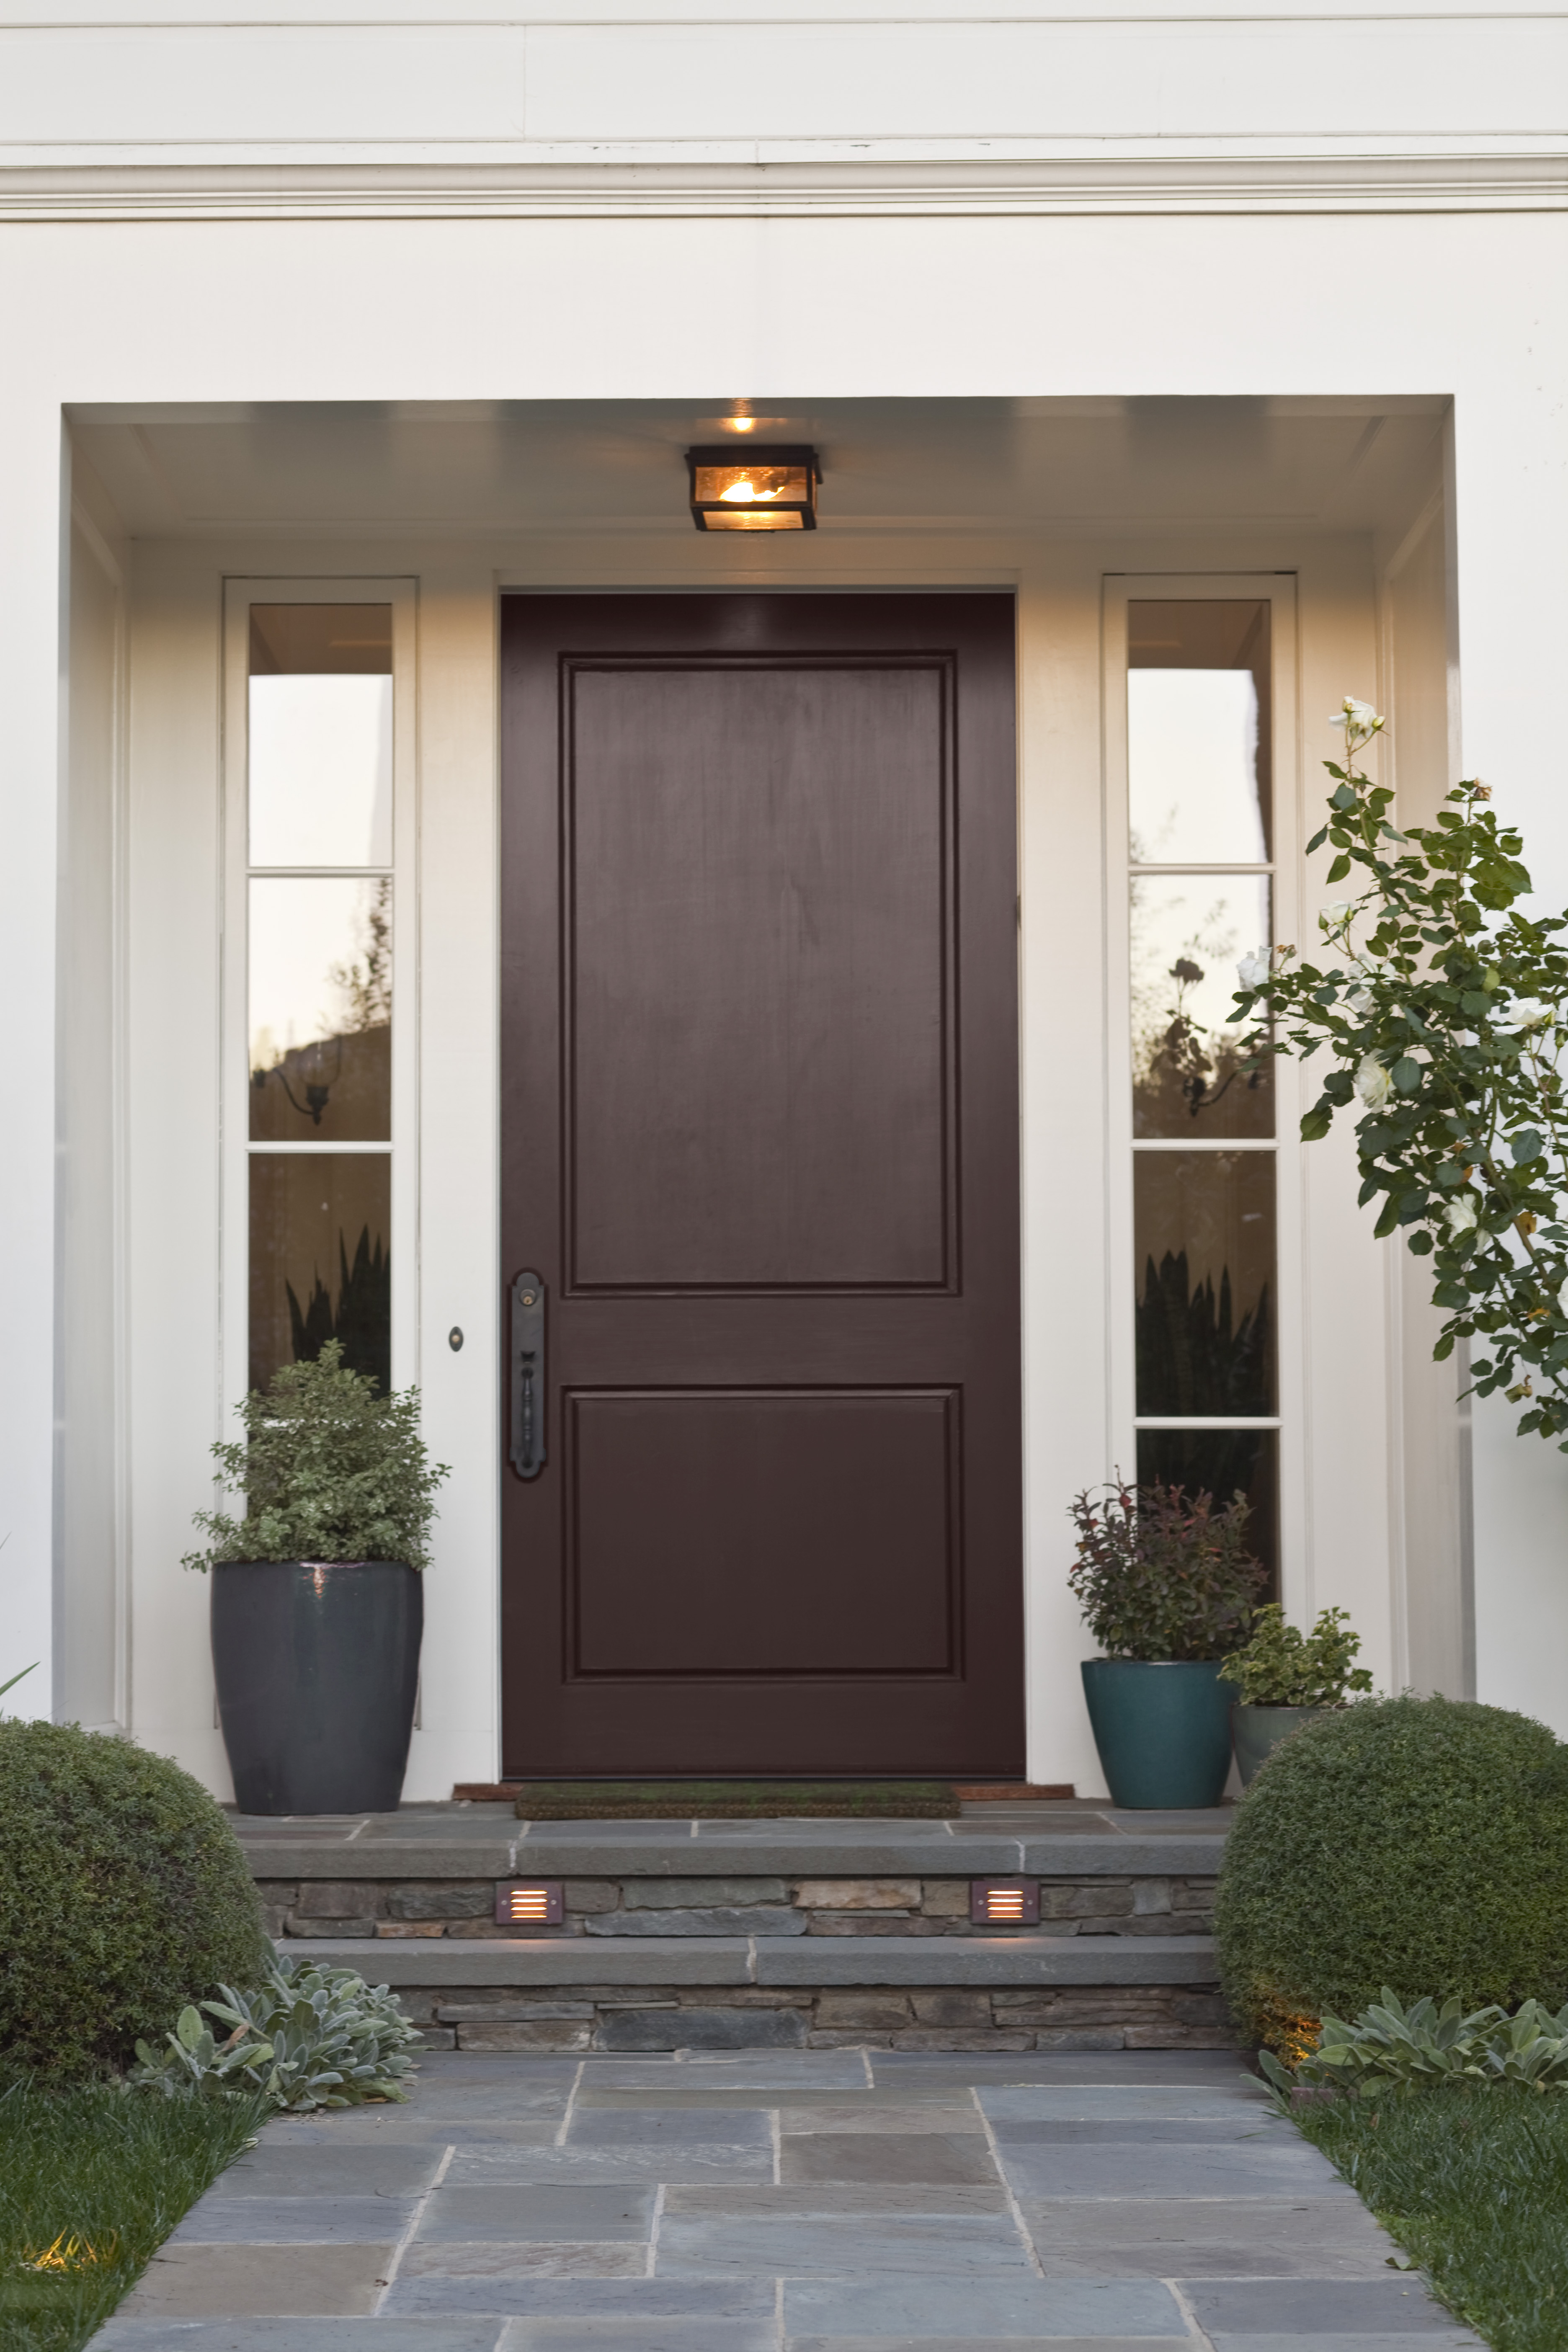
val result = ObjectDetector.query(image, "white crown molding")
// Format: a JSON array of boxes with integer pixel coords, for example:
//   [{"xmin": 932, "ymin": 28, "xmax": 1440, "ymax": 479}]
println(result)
[{"xmin": 1, "ymin": 148, "xmax": 1565, "ymax": 217}]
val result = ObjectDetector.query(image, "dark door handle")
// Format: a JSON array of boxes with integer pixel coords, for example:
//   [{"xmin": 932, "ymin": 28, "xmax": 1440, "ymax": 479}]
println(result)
[{"xmin": 510, "ymin": 1271, "xmax": 547, "ymax": 1480}]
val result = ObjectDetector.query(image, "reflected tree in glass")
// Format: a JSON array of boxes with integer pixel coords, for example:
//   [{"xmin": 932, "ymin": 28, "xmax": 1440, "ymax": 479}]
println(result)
[
  {"xmin": 249, "ymin": 877, "xmax": 392, "ymax": 1142},
  {"xmin": 1137, "ymin": 1428, "xmax": 1278, "ymax": 1601},
  {"xmin": 250, "ymin": 1153, "xmax": 391, "ymax": 1396},
  {"xmin": 1131, "ymin": 874, "xmax": 1272, "ymax": 1137},
  {"xmin": 1134, "ymin": 1151, "xmax": 1276, "ymax": 1417}
]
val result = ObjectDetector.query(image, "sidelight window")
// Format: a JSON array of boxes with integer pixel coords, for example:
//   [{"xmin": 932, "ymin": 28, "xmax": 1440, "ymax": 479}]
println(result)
[
  {"xmin": 1109, "ymin": 587, "xmax": 1297, "ymax": 1593},
  {"xmin": 224, "ymin": 589, "xmax": 413, "ymax": 1410}
]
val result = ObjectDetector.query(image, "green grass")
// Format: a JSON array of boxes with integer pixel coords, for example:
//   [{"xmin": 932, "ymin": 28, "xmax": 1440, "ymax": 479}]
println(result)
[
  {"xmin": 0, "ymin": 2079, "xmax": 269, "ymax": 2352},
  {"xmin": 1297, "ymin": 2082, "xmax": 1568, "ymax": 2352}
]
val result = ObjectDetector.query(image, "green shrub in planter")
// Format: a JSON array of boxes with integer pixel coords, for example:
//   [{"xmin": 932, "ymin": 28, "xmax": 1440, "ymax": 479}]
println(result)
[
  {"xmin": 1215, "ymin": 1694, "xmax": 1568, "ymax": 2056},
  {"xmin": 1219, "ymin": 1604, "xmax": 1373, "ymax": 1707},
  {"xmin": 0, "ymin": 1720, "xmax": 271, "ymax": 2081}
]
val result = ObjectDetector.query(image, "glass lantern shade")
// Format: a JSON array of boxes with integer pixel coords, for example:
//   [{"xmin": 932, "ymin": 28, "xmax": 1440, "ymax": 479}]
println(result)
[{"xmin": 688, "ymin": 445, "xmax": 819, "ymax": 531}]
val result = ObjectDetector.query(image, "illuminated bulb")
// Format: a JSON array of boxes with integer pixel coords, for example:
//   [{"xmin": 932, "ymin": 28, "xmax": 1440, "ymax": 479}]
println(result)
[
  {"xmin": 720, "ymin": 477, "xmax": 784, "ymax": 502},
  {"xmin": 507, "ymin": 1888, "xmax": 551, "ymax": 1921},
  {"xmin": 728, "ymin": 416, "xmax": 756, "ymax": 433}
]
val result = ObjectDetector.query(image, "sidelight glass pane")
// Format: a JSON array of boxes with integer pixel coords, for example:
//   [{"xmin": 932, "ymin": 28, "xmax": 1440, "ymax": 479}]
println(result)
[
  {"xmin": 1132, "ymin": 874, "xmax": 1272, "ymax": 1138},
  {"xmin": 1127, "ymin": 601, "xmax": 1271, "ymax": 865},
  {"xmin": 1134, "ymin": 1150, "xmax": 1275, "ymax": 1416},
  {"xmin": 248, "ymin": 605, "xmax": 393, "ymax": 869},
  {"xmin": 1137, "ymin": 1426, "xmax": 1279, "ymax": 1602},
  {"xmin": 249, "ymin": 877, "xmax": 391, "ymax": 1142},
  {"xmin": 249, "ymin": 1152, "xmax": 390, "ymax": 1398}
]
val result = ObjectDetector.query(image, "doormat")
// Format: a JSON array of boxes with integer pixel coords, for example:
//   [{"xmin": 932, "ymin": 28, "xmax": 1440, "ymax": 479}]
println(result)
[{"xmin": 502, "ymin": 1779, "xmax": 959, "ymax": 1819}]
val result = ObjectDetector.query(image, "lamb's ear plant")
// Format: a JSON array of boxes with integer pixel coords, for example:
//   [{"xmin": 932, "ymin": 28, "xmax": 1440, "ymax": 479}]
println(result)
[
  {"xmin": 129, "ymin": 1955, "xmax": 422, "ymax": 2110},
  {"xmin": 1257, "ymin": 1988, "xmax": 1568, "ymax": 2104},
  {"xmin": 184, "ymin": 1340, "xmax": 449, "ymax": 1571},
  {"xmin": 1235, "ymin": 697, "xmax": 1568, "ymax": 1447},
  {"xmin": 1220, "ymin": 1603, "xmax": 1374, "ymax": 1708}
]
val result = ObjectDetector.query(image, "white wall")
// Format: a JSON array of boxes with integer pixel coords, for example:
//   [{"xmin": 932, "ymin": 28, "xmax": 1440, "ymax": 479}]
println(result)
[
  {"xmin": 119, "ymin": 548, "xmax": 228, "ymax": 1783},
  {"xmin": 0, "ymin": 1, "xmax": 1563, "ymax": 223},
  {"xmin": 54, "ymin": 463, "xmax": 129, "ymax": 1730},
  {"xmin": 1377, "ymin": 456, "xmax": 1474, "ymax": 1703}
]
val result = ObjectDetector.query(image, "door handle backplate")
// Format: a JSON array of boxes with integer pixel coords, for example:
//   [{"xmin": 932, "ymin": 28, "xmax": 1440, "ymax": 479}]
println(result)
[{"xmin": 510, "ymin": 1270, "xmax": 547, "ymax": 1480}]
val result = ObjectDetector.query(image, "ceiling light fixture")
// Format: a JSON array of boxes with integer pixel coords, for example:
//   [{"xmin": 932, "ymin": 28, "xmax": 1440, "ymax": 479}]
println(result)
[{"xmin": 687, "ymin": 445, "xmax": 820, "ymax": 532}]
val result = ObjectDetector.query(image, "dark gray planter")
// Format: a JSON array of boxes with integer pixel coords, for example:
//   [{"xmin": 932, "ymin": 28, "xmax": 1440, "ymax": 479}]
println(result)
[
  {"xmin": 211, "ymin": 1559, "xmax": 422, "ymax": 1816},
  {"xmin": 1232, "ymin": 1701, "xmax": 1330, "ymax": 1789}
]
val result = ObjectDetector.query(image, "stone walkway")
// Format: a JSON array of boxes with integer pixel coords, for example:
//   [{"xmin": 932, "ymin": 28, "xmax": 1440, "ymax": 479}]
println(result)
[{"xmin": 95, "ymin": 2048, "xmax": 1481, "ymax": 2352}]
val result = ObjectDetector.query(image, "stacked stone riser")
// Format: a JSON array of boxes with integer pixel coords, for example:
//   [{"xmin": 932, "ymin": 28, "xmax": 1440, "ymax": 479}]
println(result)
[
  {"xmin": 255, "ymin": 1872, "xmax": 1217, "ymax": 1942},
  {"xmin": 387, "ymin": 1981, "xmax": 1234, "ymax": 2053},
  {"xmin": 238, "ymin": 1806, "xmax": 1235, "ymax": 2054}
]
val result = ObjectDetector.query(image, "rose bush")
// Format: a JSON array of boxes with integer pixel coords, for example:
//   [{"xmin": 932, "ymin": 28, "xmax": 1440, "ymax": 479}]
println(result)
[{"xmin": 1235, "ymin": 698, "xmax": 1568, "ymax": 1447}]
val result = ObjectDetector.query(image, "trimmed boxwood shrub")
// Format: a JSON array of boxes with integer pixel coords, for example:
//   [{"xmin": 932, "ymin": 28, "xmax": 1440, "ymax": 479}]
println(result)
[
  {"xmin": 1215, "ymin": 1694, "xmax": 1568, "ymax": 2055},
  {"xmin": 0, "ymin": 1720, "xmax": 271, "ymax": 2080}
]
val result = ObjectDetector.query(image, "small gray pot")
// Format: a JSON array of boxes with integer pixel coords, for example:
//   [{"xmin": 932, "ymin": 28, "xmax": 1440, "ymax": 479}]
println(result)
[{"xmin": 1232, "ymin": 1702, "xmax": 1331, "ymax": 1790}]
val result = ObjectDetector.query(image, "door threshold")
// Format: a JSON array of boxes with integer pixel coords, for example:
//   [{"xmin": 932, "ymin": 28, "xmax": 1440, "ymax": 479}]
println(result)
[{"xmin": 451, "ymin": 1778, "xmax": 1075, "ymax": 1816}]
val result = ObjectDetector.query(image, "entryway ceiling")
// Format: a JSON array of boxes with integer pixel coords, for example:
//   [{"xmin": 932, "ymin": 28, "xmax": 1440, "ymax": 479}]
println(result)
[{"xmin": 67, "ymin": 396, "xmax": 1447, "ymax": 543}]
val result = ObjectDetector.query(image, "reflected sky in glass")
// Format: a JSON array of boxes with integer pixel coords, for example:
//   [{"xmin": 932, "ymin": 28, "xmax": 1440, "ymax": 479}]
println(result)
[
  {"xmin": 1129, "ymin": 670, "xmax": 1265, "ymax": 866},
  {"xmin": 249, "ymin": 876, "xmax": 389, "ymax": 1064},
  {"xmin": 249, "ymin": 674, "xmax": 392, "ymax": 867}
]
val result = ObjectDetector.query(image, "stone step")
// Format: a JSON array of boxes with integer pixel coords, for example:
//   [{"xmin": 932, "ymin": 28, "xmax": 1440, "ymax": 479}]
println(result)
[
  {"xmin": 235, "ymin": 1804, "xmax": 1229, "ymax": 1883},
  {"xmin": 281, "ymin": 1932, "xmax": 1232, "ymax": 2055},
  {"xmin": 287, "ymin": 1932, "xmax": 1220, "ymax": 1988},
  {"xmin": 243, "ymin": 1805, "xmax": 1226, "ymax": 1955}
]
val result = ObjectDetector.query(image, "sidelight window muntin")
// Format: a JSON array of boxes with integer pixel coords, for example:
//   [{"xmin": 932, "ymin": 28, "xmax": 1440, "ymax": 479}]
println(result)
[
  {"xmin": 221, "ymin": 579, "xmax": 418, "ymax": 1428},
  {"xmin": 1103, "ymin": 576, "xmax": 1303, "ymax": 1601}
]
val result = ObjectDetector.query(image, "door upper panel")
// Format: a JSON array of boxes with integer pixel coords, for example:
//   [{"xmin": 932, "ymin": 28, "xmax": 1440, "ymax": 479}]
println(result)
[{"xmin": 564, "ymin": 655, "xmax": 954, "ymax": 1294}]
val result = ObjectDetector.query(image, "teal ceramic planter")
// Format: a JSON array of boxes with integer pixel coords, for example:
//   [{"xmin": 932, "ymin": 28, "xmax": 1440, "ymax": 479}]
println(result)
[
  {"xmin": 1232, "ymin": 1701, "xmax": 1330, "ymax": 1789},
  {"xmin": 1081, "ymin": 1658, "xmax": 1234, "ymax": 1810}
]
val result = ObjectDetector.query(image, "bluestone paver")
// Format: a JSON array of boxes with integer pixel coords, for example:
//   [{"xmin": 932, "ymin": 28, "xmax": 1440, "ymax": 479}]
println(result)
[
  {"xmin": 781, "ymin": 2274, "xmax": 1187, "ymax": 2334},
  {"xmin": 167, "ymin": 2194, "xmax": 420, "ymax": 2244},
  {"xmin": 416, "ymin": 2184, "xmax": 655, "ymax": 2241},
  {"xmin": 1183, "ymin": 2280, "xmax": 1480, "ymax": 2333},
  {"xmin": 93, "ymin": 2045, "xmax": 1476, "ymax": 2349}
]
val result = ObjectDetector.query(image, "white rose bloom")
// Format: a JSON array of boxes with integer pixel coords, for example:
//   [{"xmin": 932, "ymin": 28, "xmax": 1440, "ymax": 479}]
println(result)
[
  {"xmin": 1330, "ymin": 696, "xmax": 1385, "ymax": 735},
  {"xmin": 1354, "ymin": 1054, "xmax": 1393, "ymax": 1109},
  {"xmin": 1508, "ymin": 998, "xmax": 1555, "ymax": 1033},
  {"xmin": 1319, "ymin": 901, "xmax": 1354, "ymax": 934},
  {"xmin": 1237, "ymin": 949, "xmax": 1271, "ymax": 992},
  {"xmin": 1557, "ymin": 1276, "xmax": 1568, "ymax": 1319},
  {"xmin": 1346, "ymin": 985, "xmax": 1375, "ymax": 1015},
  {"xmin": 1445, "ymin": 1194, "xmax": 1480, "ymax": 1237}
]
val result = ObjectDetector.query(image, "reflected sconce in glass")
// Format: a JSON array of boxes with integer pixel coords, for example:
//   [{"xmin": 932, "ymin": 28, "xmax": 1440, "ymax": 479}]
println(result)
[
  {"xmin": 251, "ymin": 1033, "xmax": 344, "ymax": 1127},
  {"xmin": 687, "ymin": 446, "xmax": 820, "ymax": 532}
]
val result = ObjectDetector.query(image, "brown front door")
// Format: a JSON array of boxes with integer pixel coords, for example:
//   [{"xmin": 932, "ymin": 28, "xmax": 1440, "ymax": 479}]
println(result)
[{"xmin": 499, "ymin": 594, "xmax": 1022, "ymax": 1776}]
